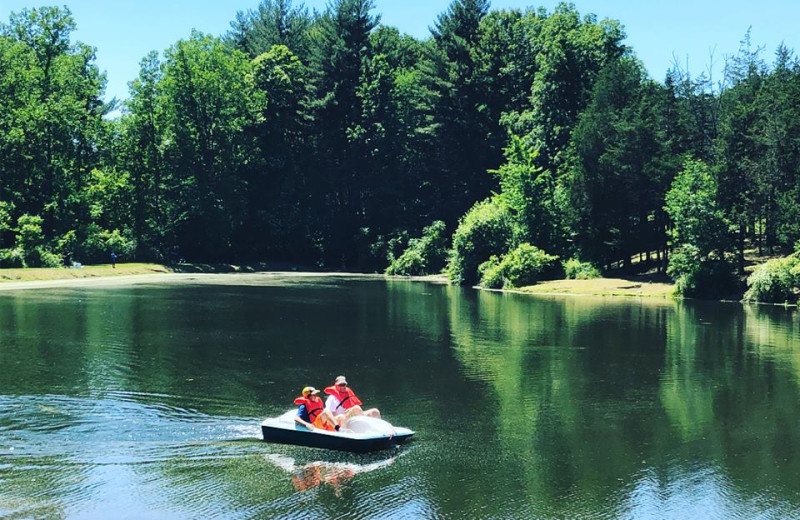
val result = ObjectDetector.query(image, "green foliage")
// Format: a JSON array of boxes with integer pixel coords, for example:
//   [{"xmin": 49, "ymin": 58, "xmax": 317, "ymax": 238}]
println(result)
[
  {"xmin": 664, "ymin": 160, "xmax": 730, "ymax": 257},
  {"xmin": 664, "ymin": 159, "xmax": 737, "ymax": 297},
  {"xmin": 81, "ymin": 226, "xmax": 136, "ymax": 264},
  {"xmin": 158, "ymin": 32, "xmax": 254, "ymax": 260},
  {"xmin": 85, "ymin": 168, "xmax": 133, "ymax": 230},
  {"xmin": 667, "ymin": 244, "xmax": 739, "ymax": 299},
  {"xmin": 0, "ymin": 2, "xmax": 799, "ymax": 286},
  {"xmin": 13, "ymin": 214, "xmax": 60, "ymax": 267},
  {"xmin": 563, "ymin": 258, "xmax": 602, "ymax": 280},
  {"xmin": 226, "ymin": 0, "xmax": 313, "ymax": 58},
  {"xmin": 386, "ymin": 248, "xmax": 426, "ymax": 276},
  {"xmin": 0, "ymin": 247, "xmax": 24, "ymax": 268},
  {"xmin": 27, "ymin": 248, "xmax": 62, "ymax": 268},
  {"xmin": 16, "ymin": 214, "xmax": 45, "ymax": 255},
  {"xmin": 57, "ymin": 230, "xmax": 77, "ymax": 257},
  {"xmin": 566, "ymin": 57, "xmax": 667, "ymax": 267},
  {"xmin": 744, "ymin": 256, "xmax": 800, "ymax": 303},
  {"xmin": 386, "ymin": 221, "xmax": 448, "ymax": 276},
  {"xmin": 478, "ymin": 243, "xmax": 560, "ymax": 289},
  {"xmin": 519, "ymin": 3, "xmax": 626, "ymax": 172},
  {"xmin": 0, "ymin": 201, "xmax": 14, "ymax": 233},
  {"xmin": 448, "ymin": 198, "xmax": 514, "ymax": 285},
  {"xmin": 427, "ymin": 0, "xmax": 502, "ymax": 225},
  {"xmin": 477, "ymin": 255, "xmax": 503, "ymax": 288},
  {"xmin": 492, "ymin": 134, "xmax": 567, "ymax": 254}
]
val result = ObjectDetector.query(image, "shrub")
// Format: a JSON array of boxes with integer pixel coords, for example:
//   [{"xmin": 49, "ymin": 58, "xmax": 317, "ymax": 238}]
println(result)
[
  {"xmin": 416, "ymin": 221, "xmax": 448, "ymax": 272},
  {"xmin": 0, "ymin": 247, "xmax": 24, "ymax": 268},
  {"xmin": 386, "ymin": 221, "xmax": 448, "ymax": 276},
  {"xmin": 477, "ymin": 255, "xmax": 503, "ymax": 288},
  {"xmin": 29, "ymin": 248, "xmax": 63, "ymax": 268},
  {"xmin": 448, "ymin": 198, "xmax": 514, "ymax": 285},
  {"xmin": 744, "ymin": 256, "xmax": 800, "ymax": 303},
  {"xmin": 16, "ymin": 214, "xmax": 45, "ymax": 256},
  {"xmin": 668, "ymin": 245, "xmax": 739, "ymax": 299},
  {"xmin": 82, "ymin": 226, "xmax": 136, "ymax": 263},
  {"xmin": 563, "ymin": 258, "xmax": 601, "ymax": 280},
  {"xmin": 386, "ymin": 248, "xmax": 426, "ymax": 276},
  {"xmin": 13, "ymin": 214, "xmax": 62, "ymax": 267},
  {"xmin": 478, "ymin": 243, "xmax": 560, "ymax": 289},
  {"xmin": 0, "ymin": 201, "xmax": 14, "ymax": 233}
]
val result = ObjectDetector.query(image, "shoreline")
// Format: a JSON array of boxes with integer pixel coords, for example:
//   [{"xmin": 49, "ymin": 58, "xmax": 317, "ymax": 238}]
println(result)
[
  {"xmin": 4, "ymin": 266, "xmax": 791, "ymax": 307},
  {"xmin": 0, "ymin": 264, "xmax": 674, "ymax": 299},
  {"xmin": 0, "ymin": 264, "xmax": 386, "ymax": 292}
]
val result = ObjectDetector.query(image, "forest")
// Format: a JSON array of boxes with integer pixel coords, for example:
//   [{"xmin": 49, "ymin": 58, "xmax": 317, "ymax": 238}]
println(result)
[{"xmin": 1, "ymin": 0, "xmax": 800, "ymax": 301}]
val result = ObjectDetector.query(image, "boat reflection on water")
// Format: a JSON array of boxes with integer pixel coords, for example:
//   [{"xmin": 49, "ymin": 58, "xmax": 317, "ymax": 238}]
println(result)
[
  {"xmin": 265, "ymin": 453, "xmax": 399, "ymax": 494},
  {"xmin": 291, "ymin": 463, "xmax": 355, "ymax": 493}
]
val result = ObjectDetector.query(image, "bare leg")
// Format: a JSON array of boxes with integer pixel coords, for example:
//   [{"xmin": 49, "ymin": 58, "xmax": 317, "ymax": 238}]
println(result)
[
  {"xmin": 363, "ymin": 408, "xmax": 381, "ymax": 419},
  {"xmin": 320, "ymin": 410, "xmax": 340, "ymax": 430},
  {"xmin": 344, "ymin": 405, "xmax": 365, "ymax": 421}
]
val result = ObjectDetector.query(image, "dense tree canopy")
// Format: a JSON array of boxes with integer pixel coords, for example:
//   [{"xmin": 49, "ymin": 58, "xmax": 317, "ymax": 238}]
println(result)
[{"xmin": 1, "ymin": 1, "xmax": 799, "ymax": 299}]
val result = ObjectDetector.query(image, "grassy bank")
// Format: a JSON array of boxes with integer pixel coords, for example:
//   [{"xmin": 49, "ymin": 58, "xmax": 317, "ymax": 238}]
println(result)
[
  {"xmin": 0, "ymin": 261, "xmax": 330, "ymax": 285},
  {"xmin": 1, "ymin": 263, "xmax": 676, "ymax": 299},
  {"xmin": 513, "ymin": 277, "xmax": 675, "ymax": 298},
  {"xmin": 0, "ymin": 263, "xmax": 174, "ymax": 282}
]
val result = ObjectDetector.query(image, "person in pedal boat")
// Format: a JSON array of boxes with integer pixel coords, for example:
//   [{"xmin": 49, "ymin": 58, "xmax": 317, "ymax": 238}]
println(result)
[
  {"xmin": 294, "ymin": 386, "xmax": 340, "ymax": 431},
  {"xmin": 324, "ymin": 375, "xmax": 381, "ymax": 421}
]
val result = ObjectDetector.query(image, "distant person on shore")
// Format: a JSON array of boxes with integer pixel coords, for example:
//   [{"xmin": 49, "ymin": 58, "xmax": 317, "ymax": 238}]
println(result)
[
  {"xmin": 324, "ymin": 375, "xmax": 381, "ymax": 420},
  {"xmin": 294, "ymin": 386, "xmax": 340, "ymax": 431},
  {"xmin": 110, "ymin": 252, "xmax": 117, "ymax": 268}
]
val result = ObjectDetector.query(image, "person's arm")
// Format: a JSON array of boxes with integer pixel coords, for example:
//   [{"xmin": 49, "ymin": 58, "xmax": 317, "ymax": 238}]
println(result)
[{"xmin": 294, "ymin": 406, "xmax": 314, "ymax": 430}]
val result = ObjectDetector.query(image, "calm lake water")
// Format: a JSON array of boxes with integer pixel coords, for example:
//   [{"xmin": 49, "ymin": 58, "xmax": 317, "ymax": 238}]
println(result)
[{"xmin": 1, "ymin": 274, "xmax": 800, "ymax": 519}]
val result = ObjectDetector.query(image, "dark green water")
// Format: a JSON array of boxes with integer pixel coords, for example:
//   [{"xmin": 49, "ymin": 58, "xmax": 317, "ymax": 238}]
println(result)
[{"xmin": 1, "ymin": 274, "xmax": 800, "ymax": 519}]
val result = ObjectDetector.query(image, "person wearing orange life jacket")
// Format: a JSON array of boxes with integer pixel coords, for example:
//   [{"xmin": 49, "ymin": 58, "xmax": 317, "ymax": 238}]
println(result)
[
  {"xmin": 294, "ymin": 386, "xmax": 340, "ymax": 431},
  {"xmin": 324, "ymin": 375, "xmax": 381, "ymax": 420}
]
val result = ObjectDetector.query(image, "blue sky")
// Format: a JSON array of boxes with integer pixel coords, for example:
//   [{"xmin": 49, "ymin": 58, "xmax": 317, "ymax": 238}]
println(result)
[{"xmin": 1, "ymin": 0, "xmax": 799, "ymax": 103}]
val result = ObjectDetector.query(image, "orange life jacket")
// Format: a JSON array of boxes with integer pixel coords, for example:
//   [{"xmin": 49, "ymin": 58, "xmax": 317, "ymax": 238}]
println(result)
[
  {"xmin": 294, "ymin": 396, "xmax": 324, "ymax": 422},
  {"xmin": 324, "ymin": 386, "xmax": 362, "ymax": 412}
]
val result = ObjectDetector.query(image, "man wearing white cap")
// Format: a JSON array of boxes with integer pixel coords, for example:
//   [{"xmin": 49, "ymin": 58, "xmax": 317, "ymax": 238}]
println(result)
[{"xmin": 324, "ymin": 375, "xmax": 381, "ymax": 420}]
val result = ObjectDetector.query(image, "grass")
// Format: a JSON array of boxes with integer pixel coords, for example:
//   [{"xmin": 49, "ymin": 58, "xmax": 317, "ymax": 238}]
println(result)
[
  {"xmin": 0, "ymin": 263, "xmax": 173, "ymax": 282},
  {"xmin": 0, "ymin": 260, "xmax": 323, "ymax": 284},
  {"xmin": 514, "ymin": 277, "xmax": 675, "ymax": 298},
  {"xmin": 0, "ymin": 263, "xmax": 676, "ymax": 299}
]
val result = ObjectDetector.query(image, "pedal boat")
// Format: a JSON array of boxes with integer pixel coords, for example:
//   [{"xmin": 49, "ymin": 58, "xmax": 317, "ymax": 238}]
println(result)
[{"xmin": 261, "ymin": 410, "xmax": 414, "ymax": 453}]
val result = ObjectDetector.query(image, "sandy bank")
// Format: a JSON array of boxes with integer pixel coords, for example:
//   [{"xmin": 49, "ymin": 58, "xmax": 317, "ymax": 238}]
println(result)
[
  {"xmin": 0, "ymin": 264, "xmax": 672, "ymax": 300},
  {"xmin": 0, "ymin": 269, "xmax": 387, "ymax": 292}
]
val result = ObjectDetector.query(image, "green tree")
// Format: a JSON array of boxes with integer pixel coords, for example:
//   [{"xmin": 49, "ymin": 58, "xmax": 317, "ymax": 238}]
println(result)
[
  {"xmin": 566, "ymin": 57, "xmax": 666, "ymax": 270},
  {"xmin": 509, "ymin": 3, "xmax": 625, "ymax": 173},
  {"xmin": 0, "ymin": 6, "xmax": 108, "ymax": 256},
  {"xmin": 755, "ymin": 45, "xmax": 800, "ymax": 252},
  {"xmin": 226, "ymin": 0, "xmax": 313, "ymax": 58},
  {"xmin": 428, "ymin": 0, "xmax": 501, "ymax": 225},
  {"xmin": 243, "ymin": 43, "xmax": 312, "ymax": 261},
  {"xmin": 716, "ymin": 36, "xmax": 766, "ymax": 270},
  {"xmin": 492, "ymin": 134, "xmax": 566, "ymax": 255},
  {"xmin": 307, "ymin": 0, "xmax": 379, "ymax": 268},
  {"xmin": 119, "ymin": 51, "xmax": 165, "ymax": 259},
  {"xmin": 448, "ymin": 197, "xmax": 514, "ymax": 285},
  {"xmin": 157, "ymin": 31, "xmax": 254, "ymax": 260},
  {"xmin": 664, "ymin": 159, "xmax": 738, "ymax": 297}
]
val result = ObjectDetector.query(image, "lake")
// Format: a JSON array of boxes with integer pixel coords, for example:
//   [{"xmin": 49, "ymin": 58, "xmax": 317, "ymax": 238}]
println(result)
[{"xmin": 1, "ymin": 274, "xmax": 799, "ymax": 519}]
